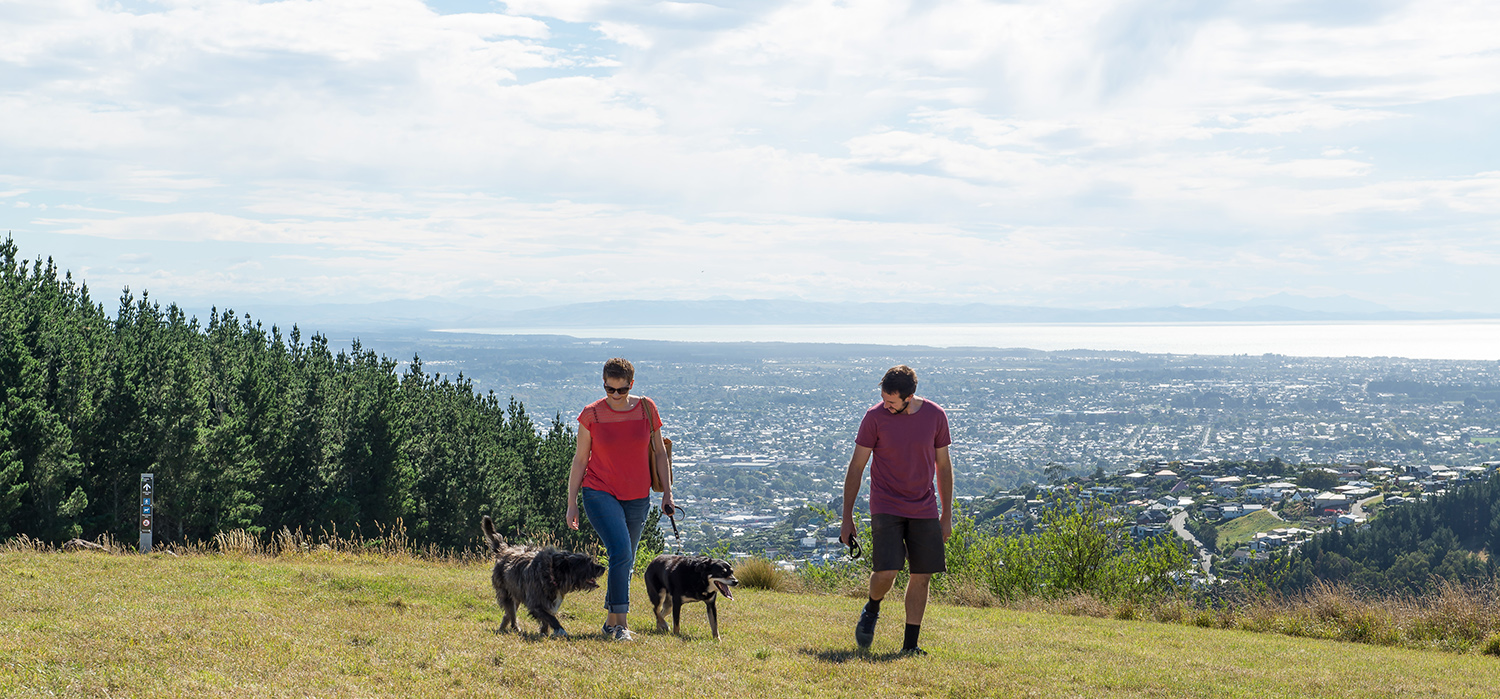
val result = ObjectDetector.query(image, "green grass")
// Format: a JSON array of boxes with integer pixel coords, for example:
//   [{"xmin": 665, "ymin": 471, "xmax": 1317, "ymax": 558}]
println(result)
[
  {"xmin": 4, "ymin": 550, "xmax": 1499, "ymax": 698},
  {"xmin": 1217, "ymin": 510, "xmax": 1286, "ymax": 548}
]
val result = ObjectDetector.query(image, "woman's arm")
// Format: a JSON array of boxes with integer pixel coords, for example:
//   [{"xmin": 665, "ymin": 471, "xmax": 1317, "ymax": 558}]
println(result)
[{"xmin": 565, "ymin": 426, "xmax": 591, "ymax": 530}]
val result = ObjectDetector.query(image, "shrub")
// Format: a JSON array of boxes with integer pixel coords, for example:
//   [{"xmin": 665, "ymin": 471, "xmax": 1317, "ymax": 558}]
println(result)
[
  {"xmin": 953, "ymin": 501, "xmax": 1189, "ymax": 604},
  {"xmin": 1482, "ymin": 633, "xmax": 1500, "ymax": 656},
  {"xmin": 735, "ymin": 557, "xmax": 789, "ymax": 592}
]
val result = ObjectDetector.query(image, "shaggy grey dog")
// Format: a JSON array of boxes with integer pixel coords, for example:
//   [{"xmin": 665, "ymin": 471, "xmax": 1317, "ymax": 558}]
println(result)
[{"xmin": 481, "ymin": 515, "xmax": 606, "ymax": 637}]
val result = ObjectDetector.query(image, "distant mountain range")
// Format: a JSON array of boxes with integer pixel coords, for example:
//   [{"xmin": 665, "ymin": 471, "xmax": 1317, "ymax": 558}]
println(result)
[{"xmin": 184, "ymin": 296, "xmax": 1498, "ymax": 333}]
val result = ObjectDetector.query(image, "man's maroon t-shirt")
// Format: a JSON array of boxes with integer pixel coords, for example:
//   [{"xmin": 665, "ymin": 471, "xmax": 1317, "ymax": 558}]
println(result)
[{"xmin": 855, "ymin": 399, "xmax": 951, "ymax": 519}]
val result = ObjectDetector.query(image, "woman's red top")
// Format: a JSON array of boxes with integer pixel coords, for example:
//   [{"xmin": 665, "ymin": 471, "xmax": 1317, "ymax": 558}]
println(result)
[{"xmin": 578, "ymin": 396, "xmax": 662, "ymax": 501}]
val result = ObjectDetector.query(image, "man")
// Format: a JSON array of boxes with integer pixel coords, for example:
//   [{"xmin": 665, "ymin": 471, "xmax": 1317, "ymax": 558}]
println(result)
[{"xmin": 839, "ymin": 364, "xmax": 954, "ymax": 655}]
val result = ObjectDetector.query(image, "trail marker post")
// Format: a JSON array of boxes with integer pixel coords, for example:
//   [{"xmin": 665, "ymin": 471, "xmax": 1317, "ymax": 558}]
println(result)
[{"xmin": 140, "ymin": 473, "xmax": 153, "ymax": 554}]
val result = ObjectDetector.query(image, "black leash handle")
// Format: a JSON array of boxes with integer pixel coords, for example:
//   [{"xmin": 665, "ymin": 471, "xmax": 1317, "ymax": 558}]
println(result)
[
  {"xmin": 846, "ymin": 532, "xmax": 863, "ymax": 560},
  {"xmin": 665, "ymin": 504, "xmax": 687, "ymax": 543}
]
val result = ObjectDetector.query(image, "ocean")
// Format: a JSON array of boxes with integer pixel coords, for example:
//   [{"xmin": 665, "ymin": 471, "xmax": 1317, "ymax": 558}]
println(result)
[{"xmin": 444, "ymin": 320, "xmax": 1500, "ymax": 361}]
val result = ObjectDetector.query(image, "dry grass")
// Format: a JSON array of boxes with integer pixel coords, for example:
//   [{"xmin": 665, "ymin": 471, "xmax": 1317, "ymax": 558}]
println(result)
[
  {"xmin": 5, "ymin": 547, "xmax": 1500, "ymax": 699},
  {"xmin": 1231, "ymin": 580, "xmax": 1500, "ymax": 652},
  {"xmin": 982, "ymin": 580, "xmax": 1500, "ymax": 655},
  {"xmin": 10, "ymin": 522, "xmax": 501, "ymax": 564}
]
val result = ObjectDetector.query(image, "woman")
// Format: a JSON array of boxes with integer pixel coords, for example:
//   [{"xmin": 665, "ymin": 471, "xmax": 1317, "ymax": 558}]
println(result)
[{"xmin": 566, "ymin": 357, "xmax": 674, "ymax": 641}]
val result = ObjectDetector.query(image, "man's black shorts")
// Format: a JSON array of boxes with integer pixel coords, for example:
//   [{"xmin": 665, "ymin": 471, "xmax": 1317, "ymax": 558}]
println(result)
[{"xmin": 871, "ymin": 513, "xmax": 946, "ymax": 574}]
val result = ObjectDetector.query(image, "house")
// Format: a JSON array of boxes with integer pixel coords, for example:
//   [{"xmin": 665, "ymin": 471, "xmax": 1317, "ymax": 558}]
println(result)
[
  {"xmin": 1314, "ymin": 491, "xmax": 1351, "ymax": 513},
  {"xmin": 1154, "ymin": 469, "xmax": 1179, "ymax": 481},
  {"xmin": 1137, "ymin": 508, "xmax": 1169, "ymax": 524},
  {"xmin": 1131, "ymin": 524, "xmax": 1168, "ymax": 539},
  {"xmin": 1245, "ymin": 487, "xmax": 1285, "ymax": 502},
  {"xmin": 1249, "ymin": 531, "xmax": 1287, "ymax": 551}
]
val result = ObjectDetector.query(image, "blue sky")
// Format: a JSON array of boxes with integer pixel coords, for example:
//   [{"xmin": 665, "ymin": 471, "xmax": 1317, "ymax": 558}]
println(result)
[{"xmin": 3, "ymin": 0, "xmax": 1500, "ymax": 312}]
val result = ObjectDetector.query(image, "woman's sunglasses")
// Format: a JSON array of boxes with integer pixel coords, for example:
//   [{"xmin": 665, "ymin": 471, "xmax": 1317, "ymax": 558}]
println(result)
[{"xmin": 603, "ymin": 385, "xmax": 631, "ymax": 395}]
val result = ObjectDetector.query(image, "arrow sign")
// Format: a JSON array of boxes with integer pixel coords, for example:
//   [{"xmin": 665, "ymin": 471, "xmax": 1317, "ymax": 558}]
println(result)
[{"xmin": 141, "ymin": 483, "xmax": 152, "ymax": 494}]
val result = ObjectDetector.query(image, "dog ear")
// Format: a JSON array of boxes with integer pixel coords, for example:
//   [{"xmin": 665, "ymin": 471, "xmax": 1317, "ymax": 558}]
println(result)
[{"xmin": 548, "ymin": 554, "xmax": 562, "ymax": 588}]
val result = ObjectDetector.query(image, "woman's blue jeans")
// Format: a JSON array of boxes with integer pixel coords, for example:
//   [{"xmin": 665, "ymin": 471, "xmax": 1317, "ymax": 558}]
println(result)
[{"xmin": 580, "ymin": 487, "xmax": 650, "ymax": 614}]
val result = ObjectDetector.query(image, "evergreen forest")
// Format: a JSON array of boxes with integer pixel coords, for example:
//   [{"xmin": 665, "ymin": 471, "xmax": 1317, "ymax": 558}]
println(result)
[
  {"xmin": 1251, "ymin": 475, "xmax": 1500, "ymax": 594},
  {"xmin": 0, "ymin": 239, "xmax": 583, "ymax": 549}
]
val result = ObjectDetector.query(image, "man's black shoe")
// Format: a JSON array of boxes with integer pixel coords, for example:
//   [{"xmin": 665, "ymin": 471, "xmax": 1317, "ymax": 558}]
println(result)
[
  {"xmin": 901, "ymin": 646, "xmax": 928, "ymax": 656},
  {"xmin": 855, "ymin": 607, "xmax": 878, "ymax": 649}
]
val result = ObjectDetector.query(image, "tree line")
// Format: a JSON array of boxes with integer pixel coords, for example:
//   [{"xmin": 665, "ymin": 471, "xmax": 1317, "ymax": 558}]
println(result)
[{"xmin": 0, "ymin": 239, "xmax": 584, "ymax": 549}]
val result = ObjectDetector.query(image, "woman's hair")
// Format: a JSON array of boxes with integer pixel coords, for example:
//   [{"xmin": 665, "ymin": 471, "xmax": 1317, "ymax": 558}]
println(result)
[
  {"xmin": 603, "ymin": 357, "xmax": 635, "ymax": 382},
  {"xmin": 881, "ymin": 365, "xmax": 918, "ymax": 398}
]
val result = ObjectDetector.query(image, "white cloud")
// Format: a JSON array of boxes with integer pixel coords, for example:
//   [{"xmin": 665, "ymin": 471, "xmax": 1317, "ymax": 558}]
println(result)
[{"xmin": 3, "ymin": 0, "xmax": 1500, "ymax": 311}]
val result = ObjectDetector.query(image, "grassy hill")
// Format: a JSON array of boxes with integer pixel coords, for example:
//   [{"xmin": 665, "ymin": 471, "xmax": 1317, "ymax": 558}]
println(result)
[
  {"xmin": 4, "ymin": 549, "xmax": 1499, "ymax": 698},
  {"xmin": 1218, "ymin": 509, "xmax": 1286, "ymax": 548}
]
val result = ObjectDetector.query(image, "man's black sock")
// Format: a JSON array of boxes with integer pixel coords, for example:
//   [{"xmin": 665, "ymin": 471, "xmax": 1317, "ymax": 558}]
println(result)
[
  {"xmin": 865, "ymin": 597, "xmax": 882, "ymax": 615},
  {"xmin": 903, "ymin": 623, "xmax": 920, "ymax": 650}
]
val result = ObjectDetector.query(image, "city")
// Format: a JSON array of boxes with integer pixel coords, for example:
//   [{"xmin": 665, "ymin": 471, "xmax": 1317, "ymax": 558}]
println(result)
[{"xmin": 377, "ymin": 333, "xmax": 1500, "ymax": 561}]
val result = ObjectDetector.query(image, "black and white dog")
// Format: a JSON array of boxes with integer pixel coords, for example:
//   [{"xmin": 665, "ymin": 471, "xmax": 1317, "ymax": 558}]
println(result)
[{"xmin": 644, "ymin": 554, "xmax": 739, "ymax": 640}]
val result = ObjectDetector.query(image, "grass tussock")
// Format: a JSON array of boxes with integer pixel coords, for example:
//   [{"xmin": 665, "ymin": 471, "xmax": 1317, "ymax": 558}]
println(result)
[{"xmin": 734, "ymin": 556, "xmax": 790, "ymax": 592}]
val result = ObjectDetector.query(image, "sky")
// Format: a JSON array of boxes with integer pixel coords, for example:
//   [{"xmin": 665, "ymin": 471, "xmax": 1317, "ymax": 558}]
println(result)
[{"xmin": 3, "ymin": 0, "xmax": 1500, "ymax": 312}]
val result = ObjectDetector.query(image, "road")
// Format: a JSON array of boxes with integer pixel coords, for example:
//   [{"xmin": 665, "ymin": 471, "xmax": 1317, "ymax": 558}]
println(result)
[
  {"xmin": 1169, "ymin": 511, "xmax": 1216, "ymax": 583},
  {"xmin": 1349, "ymin": 493, "xmax": 1383, "ymax": 518}
]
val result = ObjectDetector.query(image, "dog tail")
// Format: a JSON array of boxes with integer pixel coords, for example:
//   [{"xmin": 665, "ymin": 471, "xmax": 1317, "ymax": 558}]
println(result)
[{"xmin": 480, "ymin": 515, "xmax": 507, "ymax": 553}]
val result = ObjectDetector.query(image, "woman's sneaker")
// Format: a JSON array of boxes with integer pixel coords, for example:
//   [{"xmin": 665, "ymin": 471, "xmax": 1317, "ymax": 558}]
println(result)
[{"xmin": 602, "ymin": 624, "xmax": 635, "ymax": 641}]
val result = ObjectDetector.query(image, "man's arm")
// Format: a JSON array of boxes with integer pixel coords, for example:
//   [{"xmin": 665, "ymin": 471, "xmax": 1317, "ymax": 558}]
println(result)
[
  {"xmin": 840, "ymin": 445, "xmax": 873, "ymax": 545},
  {"xmin": 936, "ymin": 445, "xmax": 954, "ymax": 541}
]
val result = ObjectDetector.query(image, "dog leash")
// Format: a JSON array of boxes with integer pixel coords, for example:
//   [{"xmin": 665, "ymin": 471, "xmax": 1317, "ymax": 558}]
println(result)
[
  {"xmin": 665, "ymin": 503, "xmax": 686, "ymax": 546},
  {"xmin": 845, "ymin": 532, "xmax": 863, "ymax": 560}
]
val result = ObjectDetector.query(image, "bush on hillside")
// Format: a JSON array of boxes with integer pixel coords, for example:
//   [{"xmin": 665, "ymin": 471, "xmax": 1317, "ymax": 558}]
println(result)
[
  {"xmin": 940, "ymin": 502, "xmax": 1189, "ymax": 604},
  {"xmin": 736, "ymin": 556, "xmax": 789, "ymax": 592}
]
